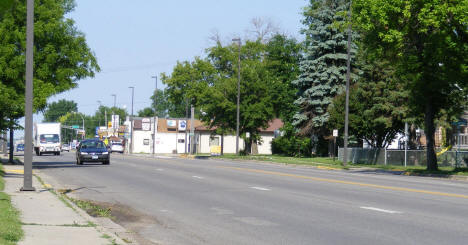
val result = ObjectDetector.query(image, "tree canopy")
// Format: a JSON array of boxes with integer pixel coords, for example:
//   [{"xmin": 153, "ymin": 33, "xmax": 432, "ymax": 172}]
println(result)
[
  {"xmin": 43, "ymin": 99, "xmax": 78, "ymax": 122},
  {"xmin": 0, "ymin": 0, "xmax": 99, "ymax": 132},
  {"xmin": 353, "ymin": 0, "xmax": 468, "ymax": 170}
]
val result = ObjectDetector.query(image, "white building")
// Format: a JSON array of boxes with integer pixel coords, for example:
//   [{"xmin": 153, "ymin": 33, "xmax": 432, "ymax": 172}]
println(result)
[{"xmin": 127, "ymin": 117, "xmax": 283, "ymax": 155}]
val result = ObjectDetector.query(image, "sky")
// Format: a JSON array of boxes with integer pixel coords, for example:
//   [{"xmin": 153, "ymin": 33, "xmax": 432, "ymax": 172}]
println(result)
[{"xmin": 18, "ymin": 0, "xmax": 308, "ymax": 138}]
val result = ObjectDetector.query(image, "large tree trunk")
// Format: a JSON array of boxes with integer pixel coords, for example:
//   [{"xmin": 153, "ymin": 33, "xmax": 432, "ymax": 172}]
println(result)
[
  {"xmin": 9, "ymin": 126, "xmax": 14, "ymax": 163},
  {"xmin": 425, "ymin": 102, "xmax": 438, "ymax": 171}
]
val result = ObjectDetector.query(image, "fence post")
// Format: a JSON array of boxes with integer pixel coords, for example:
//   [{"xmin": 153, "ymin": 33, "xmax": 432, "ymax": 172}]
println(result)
[{"xmin": 384, "ymin": 148, "xmax": 387, "ymax": 166}]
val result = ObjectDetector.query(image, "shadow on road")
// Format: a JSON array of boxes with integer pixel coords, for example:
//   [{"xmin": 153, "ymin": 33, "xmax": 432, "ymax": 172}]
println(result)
[{"xmin": 33, "ymin": 161, "xmax": 107, "ymax": 169}]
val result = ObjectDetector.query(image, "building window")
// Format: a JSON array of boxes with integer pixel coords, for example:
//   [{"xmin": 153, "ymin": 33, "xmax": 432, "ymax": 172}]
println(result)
[
  {"xmin": 178, "ymin": 139, "xmax": 185, "ymax": 143},
  {"xmin": 209, "ymin": 136, "xmax": 220, "ymax": 146},
  {"xmin": 143, "ymin": 139, "xmax": 149, "ymax": 145}
]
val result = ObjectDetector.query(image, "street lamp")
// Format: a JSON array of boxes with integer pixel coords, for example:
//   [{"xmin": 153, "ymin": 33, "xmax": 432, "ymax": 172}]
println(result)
[
  {"xmin": 22, "ymin": 0, "xmax": 35, "ymax": 191},
  {"xmin": 151, "ymin": 75, "xmax": 157, "ymax": 156},
  {"xmin": 129, "ymin": 86, "xmax": 134, "ymax": 154},
  {"xmin": 232, "ymin": 38, "xmax": 241, "ymax": 155},
  {"xmin": 343, "ymin": 1, "xmax": 352, "ymax": 166},
  {"xmin": 97, "ymin": 100, "xmax": 102, "ymax": 127},
  {"xmin": 111, "ymin": 94, "xmax": 116, "ymax": 108}
]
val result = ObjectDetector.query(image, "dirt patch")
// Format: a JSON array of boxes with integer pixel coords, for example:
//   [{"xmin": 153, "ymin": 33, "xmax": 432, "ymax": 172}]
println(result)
[{"xmin": 76, "ymin": 199, "xmax": 162, "ymax": 245}]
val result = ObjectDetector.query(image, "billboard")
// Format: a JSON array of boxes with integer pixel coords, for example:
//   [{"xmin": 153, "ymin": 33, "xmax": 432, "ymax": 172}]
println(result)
[{"xmin": 179, "ymin": 120, "xmax": 187, "ymax": 131}]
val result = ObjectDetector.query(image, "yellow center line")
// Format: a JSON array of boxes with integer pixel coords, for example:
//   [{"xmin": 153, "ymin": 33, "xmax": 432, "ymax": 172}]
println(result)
[
  {"xmin": 5, "ymin": 169, "xmax": 28, "ymax": 174},
  {"xmin": 219, "ymin": 166, "xmax": 468, "ymax": 199}
]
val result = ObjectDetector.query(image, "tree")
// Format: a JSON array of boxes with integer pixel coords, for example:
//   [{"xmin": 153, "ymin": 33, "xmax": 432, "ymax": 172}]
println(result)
[
  {"xmin": 328, "ymin": 50, "xmax": 409, "ymax": 148},
  {"xmin": 353, "ymin": 0, "xmax": 468, "ymax": 170},
  {"xmin": 150, "ymin": 89, "xmax": 170, "ymax": 118},
  {"xmin": 265, "ymin": 34, "xmax": 302, "ymax": 123},
  {"xmin": 293, "ymin": 0, "xmax": 358, "ymax": 155},
  {"xmin": 138, "ymin": 107, "xmax": 154, "ymax": 117},
  {"xmin": 0, "ymin": 0, "xmax": 99, "ymax": 132},
  {"xmin": 43, "ymin": 99, "xmax": 78, "ymax": 122}
]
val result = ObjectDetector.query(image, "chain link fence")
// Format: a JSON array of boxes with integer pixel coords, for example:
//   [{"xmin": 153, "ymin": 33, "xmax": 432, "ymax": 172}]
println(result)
[{"xmin": 338, "ymin": 148, "xmax": 468, "ymax": 167}]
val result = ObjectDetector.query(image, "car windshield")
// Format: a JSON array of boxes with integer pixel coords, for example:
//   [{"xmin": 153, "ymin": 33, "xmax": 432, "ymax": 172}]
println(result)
[
  {"xmin": 113, "ymin": 143, "xmax": 122, "ymax": 146},
  {"xmin": 40, "ymin": 134, "xmax": 59, "ymax": 143},
  {"xmin": 18, "ymin": 144, "xmax": 24, "ymax": 147},
  {"xmin": 80, "ymin": 141, "xmax": 106, "ymax": 149}
]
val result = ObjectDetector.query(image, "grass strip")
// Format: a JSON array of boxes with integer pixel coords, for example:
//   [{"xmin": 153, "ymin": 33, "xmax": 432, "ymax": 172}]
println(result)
[
  {"xmin": 213, "ymin": 154, "xmax": 468, "ymax": 176},
  {"xmin": 66, "ymin": 197, "xmax": 114, "ymax": 220},
  {"xmin": 0, "ymin": 163, "xmax": 24, "ymax": 245}
]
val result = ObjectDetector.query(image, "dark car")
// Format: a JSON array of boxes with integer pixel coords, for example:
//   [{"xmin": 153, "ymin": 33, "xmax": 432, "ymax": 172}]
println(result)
[
  {"xmin": 16, "ymin": 144, "xmax": 24, "ymax": 152},
  {"xmin": 76, "ymin": 139, "xmax": 110, "ymax": 165}
]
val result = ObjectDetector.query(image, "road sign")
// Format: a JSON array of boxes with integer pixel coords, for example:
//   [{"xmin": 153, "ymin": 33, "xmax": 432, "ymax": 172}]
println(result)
[
  {"xmin": 452, "ymin": 119, "xmax": 467, "ymax": 126},
  {"xmin": 72, "ymin": 125, "xmax": 79, "ymax": 129},
  {"xmin": 333, "ymin": 129, "xmax": 338, "ymax": 137}
]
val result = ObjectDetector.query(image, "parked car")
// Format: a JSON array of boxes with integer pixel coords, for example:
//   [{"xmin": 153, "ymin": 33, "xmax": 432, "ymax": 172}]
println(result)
[
  {"xmin": 76, "ymin": 139, "xmax": 109, "ymax": 165},
  {"xmin": 16, "ymin": 144, "xmax": 24, "ymax": 152},
  {"xmin": 61, "ymin": 144, "xmax": 70, "ymax": 152},
  {"xmin": 110, "ymin": 142, "xmax": 124, "ymax": 153}
]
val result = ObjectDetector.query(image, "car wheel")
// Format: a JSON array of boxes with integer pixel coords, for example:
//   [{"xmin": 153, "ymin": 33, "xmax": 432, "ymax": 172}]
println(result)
[
  {"xmin": 57, "ymin": 152, "xmax": 60, "ymax": 156},
  {"xmin": 77, "ymin": 158, "xmax": 83, "ymax": 165},
  {"xmin": 103, "ymin": 160, "xmax": 110, "ymax": 165}
]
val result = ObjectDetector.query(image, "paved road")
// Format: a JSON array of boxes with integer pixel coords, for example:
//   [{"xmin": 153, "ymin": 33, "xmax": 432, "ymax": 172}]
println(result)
[{"xmin": 30, "ymin": 152, "xmax": 468, "ymax": 245}]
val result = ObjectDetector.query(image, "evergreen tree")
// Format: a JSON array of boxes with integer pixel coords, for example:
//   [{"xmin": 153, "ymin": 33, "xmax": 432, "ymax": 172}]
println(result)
[{"xmin": 293, "ymin": 0, "xmax": 358, "ymax": 153}]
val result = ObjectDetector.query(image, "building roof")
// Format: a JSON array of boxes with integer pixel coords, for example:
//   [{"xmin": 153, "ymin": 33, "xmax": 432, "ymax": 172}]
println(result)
[{"xmin": 195, "ymin": 118, "xmax": 283, "ymax": 133}]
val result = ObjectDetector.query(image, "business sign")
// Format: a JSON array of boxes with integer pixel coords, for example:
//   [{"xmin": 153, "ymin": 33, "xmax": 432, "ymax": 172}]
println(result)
[
  {"xmin": 111, "ymin": 115, "xmax": 120, "ymax": 129},
  {"xmin": 142, "ymin": 118, "xmax": 151, "ymax": 131},
  {"xmin": 167, "ymin": 120, "xmax": 176, "ymax": 127},
  {"xmin": 72, "ymin": 125, "xmax": 79, "ymax": 129},
  {"xmin": 95, "ymin": 127, "xmax": 100, "ymax": 135},
  {"xmin": 179, "ymin": 120, "xmax": 187, "ymax": 131}
]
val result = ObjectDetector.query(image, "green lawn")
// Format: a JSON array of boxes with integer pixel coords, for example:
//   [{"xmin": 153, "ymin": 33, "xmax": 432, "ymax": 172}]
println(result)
[
  {"xmin": 0, "ymin": 163, "xmax": 23, "ymax": 245},
  {"xmin": 212, "ymin": 154, "xmax": 468, "ymax": 176}
]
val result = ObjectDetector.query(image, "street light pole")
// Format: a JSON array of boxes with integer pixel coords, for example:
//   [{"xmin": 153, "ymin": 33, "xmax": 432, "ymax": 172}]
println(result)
[
  {"xmin": 151, "ymin": 75, "xmax": 157, "ymax": 156},
  {"xmin": 74, "ymin": 112, "xmax": 85, "ymax": 139},
  {"xmin": 129, "ymin": 86, "xmax": 134, "ymax": 154},
  {"xmin": 232, "ymin": 38, "xmax": 241, "ymax": 155},
  {"xmin": 343, "ymin": 1, "xmax": 352, "ymax": 167},
  {"xmin": 22, "ymin": 0, "xmax": 35, "ymax": 191},
  {"xmin": 111, "ymin": 94, "xmax": 116, "ymax": 108}
]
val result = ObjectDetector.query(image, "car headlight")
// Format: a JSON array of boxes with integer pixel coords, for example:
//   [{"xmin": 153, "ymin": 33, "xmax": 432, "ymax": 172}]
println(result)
[
  {"xmin": 81, "ymin": 152, "xmax": 88, "ymax": 155},
  {"xmin": 102, "ymin": 152, "xmax": 109, "ymax": 155}
]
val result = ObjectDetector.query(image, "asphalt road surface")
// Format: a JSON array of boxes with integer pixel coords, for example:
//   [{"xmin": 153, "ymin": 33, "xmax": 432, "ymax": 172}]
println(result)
[{"xmin": 30, "ymin": 152, "xmax": 468, "ymax": 245}]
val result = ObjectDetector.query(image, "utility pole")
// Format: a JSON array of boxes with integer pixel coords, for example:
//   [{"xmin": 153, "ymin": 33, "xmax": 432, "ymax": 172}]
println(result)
[
  {"xmin": 151, "ymin": 75, "xmax": 157, "ymax": 156},
  {"xmin": 22, "ymin": 0, "xmax": 35, "ymax": 191},
  {"xmin": 129, "ymin": 87, "xmax": 134, "ymax": 154},
  {"xmin": 232, "ymin": 38, "xmax": 241, "ymax": 155},
  {"xmin": 190, "ymin": 105, "xmax": 195, "ymax": 154},
  {"xmin": 343, "ymin": 1, "xmax": 352, "ymax": 166}
]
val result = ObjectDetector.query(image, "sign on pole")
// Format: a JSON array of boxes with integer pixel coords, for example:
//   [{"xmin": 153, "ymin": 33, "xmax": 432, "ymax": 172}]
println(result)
[{"xmin": 333, "ymin": 129, "xmax": 339, "ymax": 137}]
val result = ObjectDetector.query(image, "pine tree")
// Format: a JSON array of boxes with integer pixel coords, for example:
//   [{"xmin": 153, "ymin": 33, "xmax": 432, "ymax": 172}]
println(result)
[{"xmin": 293, "ymin": 0, "xmax": 358, "ymax": 140}]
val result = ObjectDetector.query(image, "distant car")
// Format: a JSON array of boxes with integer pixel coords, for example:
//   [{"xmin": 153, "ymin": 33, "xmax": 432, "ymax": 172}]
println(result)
[
  {"xmin": 76, "ymin": 139, "xmax": 109, "ymax": 165},
  {"xmin": 16, "ymin": 144, "xmax": 24, "ymax": 152},
  {"xmin": 61, "ymin": 144, "xmax": 70, "ymax": 152},
  {"xmin": 110, "ymin": 142, "xmax": 124, "ymax": 153}
]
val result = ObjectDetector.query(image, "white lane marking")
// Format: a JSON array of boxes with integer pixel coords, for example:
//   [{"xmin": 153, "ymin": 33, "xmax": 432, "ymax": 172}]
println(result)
[
  {"xmin": 360, "ymin": 206, "xmax": 402, "ymax": 214},
  {"xmin": 192, "ymin": 176, "xmax": 204, "ymax": 179},
  {"xmin": 160, "ymin": 209, "xmax": 169, "ymax": 213},
  {"xmin": 156, "ymin": 168, "xmax": 164, "ymax": 171},
  {"xmin": 250, "ymin": 187, "xmax": 270, "ymax": 191}
]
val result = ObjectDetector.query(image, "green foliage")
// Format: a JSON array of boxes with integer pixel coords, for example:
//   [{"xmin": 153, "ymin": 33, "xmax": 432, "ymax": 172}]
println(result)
[
  {"xmin": 293, "ymin": 0, "xmax": 359, "ymax": 137},
  {"xmin": 150, "ymin": 89, "xmax": 170, "ymax": 118},
  {"xmin": 264, "ymin": 34, "xmax": 302, "ymax": 122},
  {"xmin": 271, "ymin": 123, "xmax": 312, "ymax": 157},
  {"xmin": 353, "ymin": 0, "xmax": 468, "ymax": 170},
  {"xmin": 43, "ymin": 99, "xmax": 78, "ymax": 122},
  {"xmin": 137, "ymin": 107, "xmax": 154, "ymax": 117},
  {"xmin": 0, "ymin": 0, "xmax": 99, "ymax": 132},
  {"xmin": 328, "ymin": 49, "xmax": 409, "ymax": 148}
]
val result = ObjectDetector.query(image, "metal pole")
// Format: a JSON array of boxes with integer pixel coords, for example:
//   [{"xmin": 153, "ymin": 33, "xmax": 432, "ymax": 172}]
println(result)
[
  {"xmin": 343, "ymin": 1, "xmax": 352, "ymax": 166},
  {"xmin": 190, "ymin": 105, "xmax": 195, "ymax": 154},
  {"xmin": 151, "ymin": 75, "xmax": 157, "ymax": 156},
  {"xmin": 404, "ymin": 122, "xmax": 408, "ymax": 167},
  {"xmin": 129, "ymin": 87, "xmax": 134, "ymax": 154},
  {"xmin": 112, "ymin": 94, "xmax": 116, "ymax": 108},
  {"xmin": 232, "ymin": 38, "xmax": 241, "ymax": 155},
  {"xmin": 22, "ymin": 0, "xmax": 35, "ymax": 191}
]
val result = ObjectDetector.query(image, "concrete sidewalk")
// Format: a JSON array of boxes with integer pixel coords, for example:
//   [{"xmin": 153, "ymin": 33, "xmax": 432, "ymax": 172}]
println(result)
[{"xmin": 2, "ymin": 164, "xmax": 128, "ymax": 245}]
